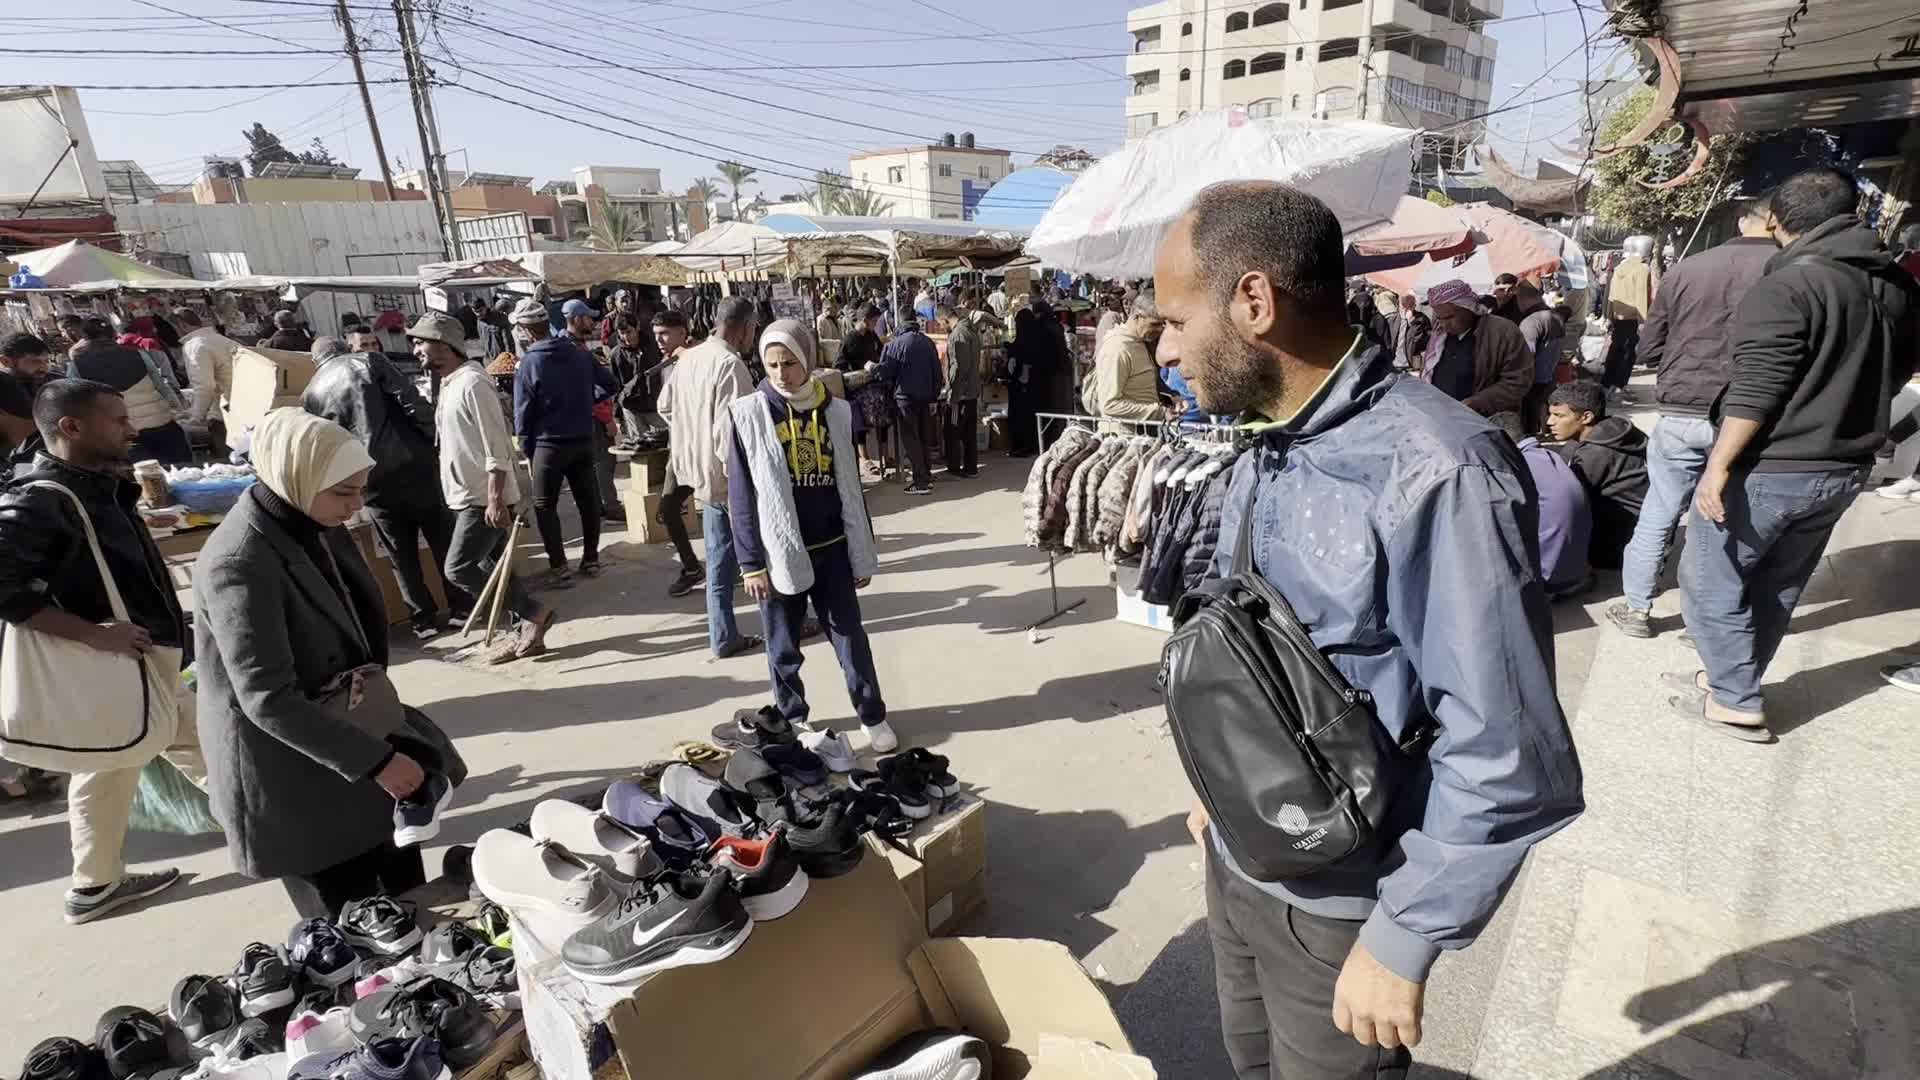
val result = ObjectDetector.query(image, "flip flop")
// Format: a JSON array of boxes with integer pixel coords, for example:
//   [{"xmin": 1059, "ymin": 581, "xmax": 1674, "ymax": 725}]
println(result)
[{"xmin": 1668, "ymin": 695, "xmax": 1774, "ymax": 743}]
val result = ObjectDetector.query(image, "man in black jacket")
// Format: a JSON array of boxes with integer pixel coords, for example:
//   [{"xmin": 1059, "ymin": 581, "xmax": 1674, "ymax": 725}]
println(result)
[
  {"xmin": 1680, "ymin": 168, "xmax": 1920, "ymax": 741},
  {"xmin": 1545, "ymin": 381, "xmax": 1647, "ymax": 569},
  {"xmin": 303, "ymin": 337, "xmax": 468, "ymax": 639},
  {"xmin": 0, "ymin": 379, "xmax": 208, "ymax": 923},
  {"xmin": 1606, "ymin": 199, "xmax": 1778, "ymax": 639}
]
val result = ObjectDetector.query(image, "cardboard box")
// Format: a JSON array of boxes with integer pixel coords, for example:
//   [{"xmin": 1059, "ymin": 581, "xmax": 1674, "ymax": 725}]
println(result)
[
  {"xmin": 1113, "ymin": 582, "xmax": 1172, "ymax": 633},
  {"xmin": 350, "ymin": 520, "xmax": 449, "ymax": 626},
  {"xmin": 223, "ymin": 345, "xmax": 315, "ymax": 434},
  {"xmin": 624, "ymin": 448, "xmax": 669, "ymax": 496},
  {"xmin": 882, "ymin": 794, "xmax": 989, "ymax": 936},
  {"xmin": 526, "ymin": 845, "xmax": 1136, "ymax": 1080},
  {"xmin": 626, "ymin": 489, "xmax": 696, "ymax": 546}
]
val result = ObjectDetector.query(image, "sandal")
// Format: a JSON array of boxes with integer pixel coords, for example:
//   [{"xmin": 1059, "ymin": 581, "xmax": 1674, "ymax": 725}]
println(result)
[
  {"xmin": 669, "ymin": 739, "xmax": 732, "ymax": 777},
  {"xmin": 580, "ymin": 561, "xmax": 602, "ymax": 579},
  {"xmin": 712, "ymin": 634, "xmax": 765, "ymax": 660},
  {"xmin": 543, "ymin": 567, "xmax": 575, "ymax": 590},
  {"xmin": 1667, "ymin": 695, "xmax": 1773, "ymax": 743},
  {"xmin": 514, "ymin": 608, "xmax": 558, "ymax": 659},
  {"xmin": 891, "ymin": 748, "xmax": 959, "ymax": 798}
]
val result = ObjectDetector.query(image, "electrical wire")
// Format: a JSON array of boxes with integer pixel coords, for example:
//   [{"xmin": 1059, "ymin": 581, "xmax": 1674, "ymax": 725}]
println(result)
[
  {"xmin": 56, "ymin": 79, "xmax": 410, "ymax": 91},
  {"xmin": 129, "ymin": 0, "xmax": 317, "ymax": 52}
]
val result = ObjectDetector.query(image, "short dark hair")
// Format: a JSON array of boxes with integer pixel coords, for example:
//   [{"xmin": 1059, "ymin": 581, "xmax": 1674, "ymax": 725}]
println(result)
[
  {"xmin": 33, "ymin": 378, "xmax": 120, "ymax": 439},
  {"xmin": 0, "ymin": 373, "xmax": 33, "ymax": 420},
  {"xmin": 1770, "ymin": 167, "xmax": 1859, "ymax": 235},
  {"xmin": 862, "ymin": 304, "xmax": 882, "ymax": 321},
  {"xmin": 346, "ymin": 324, "xmax": 374, "ymax": 337},
  {"xmin": 1494, "ymin": 273, "xmax": 1519, "ymax": 286},
  {"xmin": 614, "ymin": 315, "xmax": 642, "ymax": 333},
  {"xmin": 1487, "ymin": 410, "xmax": 1527, "ymax": 443},
  {"xmin": 2, "ymin": 332, "xmax": 50, "ymax": 360},
  {"xmin": 651, "ymin": 309, "xmax": 689, "ymax": 330},
  {"xmin": 1186, "ymin": 181, "xmax": 1346, "ymax": 321},
  {"xmin": 79, "ymin": 317, "xmax": 114, "ymax": 342},
  {"xmin": 715, "ymin": 296, "xmax": 756, "ymax": 330},
  {"xmin": 1552, "ymin": 303, "xmax": 1573, "ymax": 320},
  {"xmin": 1549, "ymin": 380, "xmax": 1606, "ymax": 420}
]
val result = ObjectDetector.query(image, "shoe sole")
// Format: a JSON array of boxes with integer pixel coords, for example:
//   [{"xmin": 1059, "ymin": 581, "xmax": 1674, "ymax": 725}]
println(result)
[
  {"xmin": 740, "ymin": 868, "xmax": 809, "ymax": 921},
  {"xmin": 565, "ymin": 919, "xmax": 754, "ymax": 984},
  {"xmin": 393, "ymin": 782, "xmax": 455, "ymax": 847},
  {"xmin": 340, "ymin": 925, "xmax": 423, "ymax": 956},
  {"xmin": 65, "ymin": 870, "xmax": 181, "ymax": 924},
  {"xmin": 1880, "ymin": 670, "xmax": 1920, "ymax": 695},
  {"xmin": 238, "ymin": 986, "xmax": 296, "ymax": 1017},
  {"xmin": 924, "ymin": 779, "xmax": 960, "ymax": 799},
  {"xmin": 862, "ymin": 1038, "xmax": 990, "ymax": 1080},
  {"xmin": 1668, "ymin": 695, "xmax": 1774, "ymax": 743},
  {"xmin": 896, "ymin": 799, "xmax": 933, "ymax": 820},
  {"xmin": 1873, "ymin": 488, "xmax": 1920, "ymax": 501}
]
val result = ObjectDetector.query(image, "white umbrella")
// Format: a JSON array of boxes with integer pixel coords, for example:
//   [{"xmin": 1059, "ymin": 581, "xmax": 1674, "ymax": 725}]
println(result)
[{"xmin": 1025, "ymin": 110, "xmax": 1417, "ymax": 278}]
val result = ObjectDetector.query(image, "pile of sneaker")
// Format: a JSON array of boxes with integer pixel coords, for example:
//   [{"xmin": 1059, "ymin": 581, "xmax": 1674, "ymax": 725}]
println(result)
[{"xmin": 19, "ymin": 898, "xmax": 516, "ymax": 1080}]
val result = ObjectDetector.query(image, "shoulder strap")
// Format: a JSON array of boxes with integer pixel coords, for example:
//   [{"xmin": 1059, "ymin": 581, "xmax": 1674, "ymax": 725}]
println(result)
[{"xmin": 26, "ymin": 481, "xmax": 131, "ymax": 623}]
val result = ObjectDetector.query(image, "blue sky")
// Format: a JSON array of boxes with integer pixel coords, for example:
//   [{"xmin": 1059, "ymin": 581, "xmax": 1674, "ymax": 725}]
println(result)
[{"xmin": 12, "ymin": 0, "xmax": 1621, "ymax": 195}]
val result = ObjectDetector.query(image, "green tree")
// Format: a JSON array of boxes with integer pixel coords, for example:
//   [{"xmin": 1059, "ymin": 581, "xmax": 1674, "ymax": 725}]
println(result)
[
  {"xmin": 715, "ymin": 159, "xmax": 758, "ymax": 218},
  {"xmin": 241, "ymin": 122, "xmax": 299, "ymax": 176},
  {"xmin": 690, "ymin": 177, "xmax": 721, "ymax": 206},
  {"xmin": 1590, "ymin": 87, "xmax": 1750, "ymax": 239},
  {"xmin": 299, "ymin": 138, "xmax": 339, "ymax": 167},
  {"xmin": 584, "ymin": 199, "xmax": 645, "ymax": 252},
  {"xmin": 809, "ymin": 169, "xmax": 853, "ymax": 214},
  {"xmin": 1423, "ymin": 189, "xmax": 1456, "ymax": 208},
  {"xmin": 837, "ymin": 184, "xmax": 894, "ymax": 217}
]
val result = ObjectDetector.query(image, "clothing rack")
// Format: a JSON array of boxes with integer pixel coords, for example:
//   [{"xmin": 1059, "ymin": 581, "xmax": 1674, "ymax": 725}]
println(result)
[{"xmin": 1027, "ymin": 411, "xmax": 1234, "ymax": 631}]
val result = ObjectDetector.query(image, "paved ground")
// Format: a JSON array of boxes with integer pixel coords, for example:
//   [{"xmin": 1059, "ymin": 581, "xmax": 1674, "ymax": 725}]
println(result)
[{"xmin": 5, "ymin": 408, "xmax": 1917, "ymax": 1078}]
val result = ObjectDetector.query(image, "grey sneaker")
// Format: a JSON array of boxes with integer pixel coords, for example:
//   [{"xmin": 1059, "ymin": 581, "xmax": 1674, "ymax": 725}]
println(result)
[
  {"xmin": 1605, "ymin": 602, "xmax": 1653, "ymax": 639},
  {"xmin": 65, "ymin": 868, "xmax": 181, "ymax": 924},
  {"xmin": 1881, "ymin": 663, "xmax": 1920, "ymax": 695}
]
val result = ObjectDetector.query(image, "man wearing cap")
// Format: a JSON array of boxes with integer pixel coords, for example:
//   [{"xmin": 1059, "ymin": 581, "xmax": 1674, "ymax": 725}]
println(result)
[
  {"xmin": 513, "ymin": 298, "xmax": 617, "ymax": 586},
  {"xmin": 1420, "ymin": 279, "xmax": 1533, "ymax": 417},
  {"xmin": 409, "ymin": 312, "xmax": 557, "ymax": 662},
  {"xmin": 303, "ymin": 313, "xmax": 467, "ymax": 640}
]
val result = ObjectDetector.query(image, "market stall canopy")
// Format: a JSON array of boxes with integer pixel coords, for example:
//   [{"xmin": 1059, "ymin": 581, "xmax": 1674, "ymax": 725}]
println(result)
[
  {"xmin": 971, "ymin": 166, "xmax": 1077, "ymax": 230},
  {"xmin": 9, "ymin": 240, "xmax": 196, "ymax": 288},
  {"xmin": 1367, "ymin": 202, "xmax": 1587, "ymax": 298},
  {"xmin": 757, "ymin": 214, "xmax": 1029, "ymax": 273},
  {"xmin": 672, "ymin": 221, "xmax": 791, "ymax": 276},
  {"xmin": 417, "ymin": 250, "xmax": 687, "ymax": 289},
  {"xmin": 1478, "ymin": 146, "xmax": 1589, "ymax": 216},
  {"xmin": 1343, "ymin": 196, "xmax": 1478, "ymax": 275},
  {"xmin": 1025, "ymin": 110, "xmax": 1416, "ymax": 278}
]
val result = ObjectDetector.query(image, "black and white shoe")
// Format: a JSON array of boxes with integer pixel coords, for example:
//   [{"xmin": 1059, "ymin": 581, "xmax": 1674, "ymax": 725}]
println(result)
[
  {"xmin": 168, "ymin": 974, "xmax": 241, "ymax": 1052},
  {"xmin": 338, "ymin": 896, "xmax": 423, "ymax": 957},
  {"xmin": 232, "ymin": 942, "xmax": 297, "ymax": 1017},
  {"xmin": 709, "ymin": 829, "xmax": 809, "ymax": 921},
  {"xmin": 560, "ymin": 871, "xmax": 753, "ymax": 985},
  {"xmin": 852, "ymin": 764, "xmax": 931, "ymax": 820},
  {"xmin": 418, "ymin": 920, "xmax": 489, "ymax": 966},
  {"xmin": 93, "ymin": 1007, "xmax": 173, "ymax": 1080},
  {"xmin": 709, "ymin": 705, "xmax": 797, "ymax": 750},
  {"xmin": 222, "ymin": 1017, "xmax": 282, "ymax": 1058},
  {"xmin": 392, "ymin": 772, "xmax": 454, "ymax": 848},
  {"xmin": 288, "ymin": 1036, "xmax": 450, "ymax": 1080},
  {"xmin": 19, "ymin": 1038, "xmax": 106, "ymax": 1080},
  {"xmin": 286, "ymin": 919, "xmax": 359, "ymax": 988},
  {"xmin": 64, "ymin": 869, "xmax": 181, "ymax": 925},
  {"xmin": 855, "ymin": 1029, "xmax": 991, "ymax": 1079},
  {"xmin": 783, "ymin": 800, "xmax": 866, "ymax": 879},
  {"xmin": 890, "ymin": 749, "xmax": 959, "ymax": 799}
]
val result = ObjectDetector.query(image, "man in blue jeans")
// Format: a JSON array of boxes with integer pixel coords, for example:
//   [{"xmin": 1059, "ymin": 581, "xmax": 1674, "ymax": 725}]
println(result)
[
  {"xmin": 1606, "ymin": 198, "xmax": 1777, "ymax": 639},
  {"xmin": 1678, "ymin": 168, "xmax": 1919, "ymax": 741}
]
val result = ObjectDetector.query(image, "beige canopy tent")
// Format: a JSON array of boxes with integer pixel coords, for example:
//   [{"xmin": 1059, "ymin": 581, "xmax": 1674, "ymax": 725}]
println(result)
[{"xmin": 417, "ymin": 250, "xmax": 688, "ymax": 290}]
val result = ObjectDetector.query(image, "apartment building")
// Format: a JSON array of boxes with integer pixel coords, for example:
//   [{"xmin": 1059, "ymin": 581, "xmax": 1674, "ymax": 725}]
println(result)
[
  {"xmin": 1124, "ymin": 0, "xmax": 1498, "ymax": 169},
  {"xmin": 849, "ymin": 133, "xmax": 1014, "ymax": 220}
]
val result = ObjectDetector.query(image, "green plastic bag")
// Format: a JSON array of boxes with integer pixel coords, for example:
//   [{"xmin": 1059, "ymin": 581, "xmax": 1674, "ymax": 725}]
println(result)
[{"xmin": 129, "ymin": 758, "xmax": 223, "ymax": 836}]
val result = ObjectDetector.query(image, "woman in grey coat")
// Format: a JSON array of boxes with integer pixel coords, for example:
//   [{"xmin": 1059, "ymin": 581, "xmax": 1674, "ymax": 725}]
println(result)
[{"xmin": 195, "ymin": 408, "xmax": 433, "ymax": 918}]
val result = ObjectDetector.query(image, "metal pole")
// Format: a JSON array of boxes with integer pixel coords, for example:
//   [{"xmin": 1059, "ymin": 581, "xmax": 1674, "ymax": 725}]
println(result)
[
  {"xmin": 1519, "ymin": 97, "xmax": 1537, "ymax": 177},
  {"xmin": 336, "ymin": 0, "xmax": 396, "ymax": 197},
  {"xmin": 391, "ymin": 0, "xmax": 448, "ymax": 259},
  {"xmin": 1355, "ymin": 0, "xmax": 1374, "ymax": 119}
]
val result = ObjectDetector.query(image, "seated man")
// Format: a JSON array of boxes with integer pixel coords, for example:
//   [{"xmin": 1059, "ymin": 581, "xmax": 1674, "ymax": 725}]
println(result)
[
  {"xmin": 1546, "ymin": 381, "xmax": 1648, "ymax": 569},
  {"xmin": 1490, "ymin": 411, "xmax": 1592, "ymax": 597}
]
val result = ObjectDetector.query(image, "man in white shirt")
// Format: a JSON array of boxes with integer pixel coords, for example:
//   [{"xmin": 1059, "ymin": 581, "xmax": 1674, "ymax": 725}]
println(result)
[
  {"xmin": 986, "ymin": 282, "xmax": 1009, "ymax": 318},
  {"xmin": 173, "ymin": 308, "xmax": 237, "ymax": 437},
  {"xmin": 659, "ymin": 296, "xmax": 761, "ymax": 658},
  {"xmin": 408, "ymin": 313, "xmax": 556, "ymax": 663}
]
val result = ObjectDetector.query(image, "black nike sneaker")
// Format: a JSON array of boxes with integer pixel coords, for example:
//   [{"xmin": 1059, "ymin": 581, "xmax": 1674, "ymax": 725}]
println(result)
[
  {"xmin": 286, "ymin": 919, "xmax": 358, "ymax": 989},
  {"xmin": 233, "ymin": 943, "xmax": 297, "ymax": 1017},
  {"xmin": 167, "ymin": 974, "xmax": 240, "ymax": 1053},
  {"xmin": 93, "ymin": 1008, "xmax": 173, "ymax": 1080},
  {"xmin": 20, "ymin": 1037, "xmax": 108, "ymax": 1080},
  {"xmin": 709, "ymin": 705, "xmax": 796, "ymax": 750},
  {"xmin": 561, "ymin": 871, "xmax": 753, "ymax": 984},
  {"xmin": 338, "ymin": 896, "xmax": 423, "ymax": 957}
]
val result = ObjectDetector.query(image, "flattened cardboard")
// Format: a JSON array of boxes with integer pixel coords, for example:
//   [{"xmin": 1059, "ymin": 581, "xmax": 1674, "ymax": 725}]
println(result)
[
  {"xmin": 908, "ymin": 938, "xmax": 1131, "ymax": 1080},
  {"xmin": 1032, "ymin": 1033, "xmax": 1159, "ymax": 1080},
  {"xmin": 881, "ymin": 795, "xmax": 988, "ymax": 935},
  {"xmin": 224, "ymin": 345, "xmax": 314, "ymax": 433}
]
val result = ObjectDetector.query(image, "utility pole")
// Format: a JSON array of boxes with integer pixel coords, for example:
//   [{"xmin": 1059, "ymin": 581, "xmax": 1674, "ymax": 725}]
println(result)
[
  {"xmin": 392, "ymin": 0, "xmax": 461, "ymax": 258},
  {"xmin": 335, "ymin": 0, "xmax": 396, "ymax": 197},
  {"xmin": 1354, "ymin": 0, "xmax": 1374, "ymax": 120}
]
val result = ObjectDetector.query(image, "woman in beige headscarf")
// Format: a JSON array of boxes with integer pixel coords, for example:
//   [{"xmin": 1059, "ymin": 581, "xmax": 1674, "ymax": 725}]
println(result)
[{"xmin": 195, "ymin": 409, "xmax": 438, "ymax": 916}]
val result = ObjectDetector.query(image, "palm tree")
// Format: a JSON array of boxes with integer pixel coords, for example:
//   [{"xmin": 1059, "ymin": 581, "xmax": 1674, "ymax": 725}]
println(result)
[
  {"xmin": 715, "ymin": 159, "xmax": 758, "ymax": 219},
  {"xmin": 690, "ymin": 176, "xmax": 721, "ymax": 206},
  {"xmin": 838, "ymin": 184, "xmax": 894, "ymax": 217},
  {"xmin": 810, "ymin": 169, "xmax": 852, "ymax": 215},
  {"xmin": 584, "ymin": 198, "xmax": 645, "ymax": 252}
]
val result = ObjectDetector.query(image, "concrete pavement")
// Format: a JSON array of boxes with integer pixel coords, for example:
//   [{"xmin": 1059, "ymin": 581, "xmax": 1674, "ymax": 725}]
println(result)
[{"xmin": 4, "ymin": 440, "xmax": 1916, "ymax": 1079}]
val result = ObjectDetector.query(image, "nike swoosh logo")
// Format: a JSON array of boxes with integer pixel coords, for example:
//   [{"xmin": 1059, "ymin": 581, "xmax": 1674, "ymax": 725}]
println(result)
[{"xmin": 631, "ymin": 906, "xmax": 688, "ymax": 947}]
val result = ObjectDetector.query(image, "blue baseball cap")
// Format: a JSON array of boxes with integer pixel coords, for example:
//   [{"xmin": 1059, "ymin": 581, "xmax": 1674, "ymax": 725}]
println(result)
[{"xmin": 560, "ymin": 298, "xmax": 599, "ymax": 319}]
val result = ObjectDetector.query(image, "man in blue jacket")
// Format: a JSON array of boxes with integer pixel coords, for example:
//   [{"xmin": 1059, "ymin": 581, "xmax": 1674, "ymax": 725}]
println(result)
[
  {"xmin": 512, "ymin": 298, "xmax": 616, "ymax": 588},
  {"xmin": 1155, "ymin": 181, "xmax": 1583, "ymax": 1077},
  {"xmin": 876, "ymin": 311, "xmax": 941, "ymax": 495}
]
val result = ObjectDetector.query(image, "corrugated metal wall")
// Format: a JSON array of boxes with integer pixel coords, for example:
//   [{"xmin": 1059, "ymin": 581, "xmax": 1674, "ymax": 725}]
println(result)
[{"xmin": 113, "ymin": 201, "xmax": 445, "ymax": 333}]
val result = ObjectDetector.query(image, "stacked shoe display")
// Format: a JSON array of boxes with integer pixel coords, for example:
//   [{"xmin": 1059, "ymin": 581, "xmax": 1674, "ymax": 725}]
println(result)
[{"xmin": 21, "ymin": 896, "xmax": 518, "ymax": 1080}]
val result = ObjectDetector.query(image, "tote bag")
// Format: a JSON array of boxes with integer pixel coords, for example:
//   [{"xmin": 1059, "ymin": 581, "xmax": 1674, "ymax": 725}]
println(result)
[{"xmin": 0, "ymin": 482, "xmax": 178, "ymax": 773}]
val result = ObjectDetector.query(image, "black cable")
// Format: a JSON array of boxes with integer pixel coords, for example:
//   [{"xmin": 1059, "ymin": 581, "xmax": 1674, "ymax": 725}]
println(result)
[
  {"xmin": 58, "ymin": 79, "xmax": 409, "ymax": 90},
  {"xmin": 0, "ymin": 46, "xmax": 396, "ymax": 56}
]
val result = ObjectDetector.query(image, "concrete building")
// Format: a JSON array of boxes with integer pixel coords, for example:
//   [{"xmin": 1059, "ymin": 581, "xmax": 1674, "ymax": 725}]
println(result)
[
  {"xmin": 562, "ymin": 165, "xmax": 706, "ymax": 243},
  {"xmin": 185, "ymin": 159, "xmax": 426, "ymax": 206},
  {"xmin": 848, "ymin": 134, "xmax": 1014, "ymax": 220},
  {"xmin": 1123, "ymin": 0, "xmax": 1498, "ymax": 173}
]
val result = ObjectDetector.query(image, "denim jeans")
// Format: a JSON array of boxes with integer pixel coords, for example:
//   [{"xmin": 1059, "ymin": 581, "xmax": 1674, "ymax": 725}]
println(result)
[
  {"xmin": 1680, "ymin": 466, "xmax": 1867, "ymax": 713},
  {"xmin": 760, "ymin": 543, "xmax": 886, "ymax": 728},
  {"xmin": 1621, "ymin": 416, "xmax": 1716, "ymax": 611},
  {"xmin": 702, "ymin": 502, "xmax": 743, "ymax": 655}
]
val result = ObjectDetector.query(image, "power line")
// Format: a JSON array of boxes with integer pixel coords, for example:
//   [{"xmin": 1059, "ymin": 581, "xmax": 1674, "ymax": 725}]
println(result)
[
  {"xmin": 129, "ymin": 0, "xmax": 316, "ymax": 51},
  {"xmin": 60, "ymin": 79, "xmax": 410, "ymax": 91},
  {"xmin": 0, "ymin": 46, "xmax": 396, "ymax": 57}
]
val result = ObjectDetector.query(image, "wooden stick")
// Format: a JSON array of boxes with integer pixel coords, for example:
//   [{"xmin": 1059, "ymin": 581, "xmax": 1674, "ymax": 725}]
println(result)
[
  {"xmin": 483, "ymin": 516, "xmax": 522, "ymax": 646},
  {"xmin": 459, "ymin": 538, "xmax": 506, "ymax": 637}
]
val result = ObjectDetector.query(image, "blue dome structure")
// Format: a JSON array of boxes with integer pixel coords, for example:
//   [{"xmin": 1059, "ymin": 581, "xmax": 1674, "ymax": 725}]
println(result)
[{"xmin": 971, "ymin": 166, "xmax": 1077, "ymax": 230}]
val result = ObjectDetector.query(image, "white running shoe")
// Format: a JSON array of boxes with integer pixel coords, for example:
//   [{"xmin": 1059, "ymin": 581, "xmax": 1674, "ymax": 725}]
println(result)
[
  {"xmin": 1875, "ymin": 476, "xmax": 1920, "ymax": 501},
  {"xmin": 863, "ymin": 721, "xmax": 900, "ymax": 754},
  {"xmin": 471, "ymin": 829, "xmax": 619, "ymax": 951},
  {"xmin": 799, "ymin": 728, "xmax": 859, "ymax": 773},
  {"xmin": 529, "ymin": 799, "xmax": 661, "ymax": 881}
]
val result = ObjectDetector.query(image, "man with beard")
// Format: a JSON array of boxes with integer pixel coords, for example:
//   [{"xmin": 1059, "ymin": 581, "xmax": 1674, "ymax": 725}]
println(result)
[
  {"xmin": 1155, "ymin": 182, "xmax": 1583, "ymax": 1078},
  {"xmin": 0, "ymin": 332, "xmax": 54, "ymax": 391}
]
